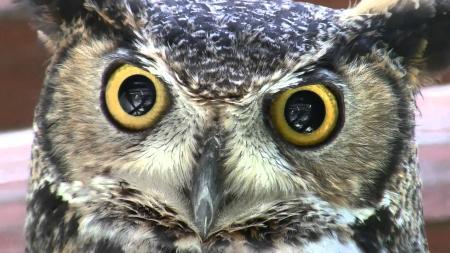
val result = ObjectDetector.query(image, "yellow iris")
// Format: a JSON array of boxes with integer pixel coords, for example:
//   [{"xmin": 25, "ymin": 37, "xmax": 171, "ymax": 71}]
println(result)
[
  {"xmin": 270, "ymin": 84, "xmax": 339, "ymax": 147},
  {"xmin": 105, "ymin": 64, "xmax": 169, "ymax": 130}
]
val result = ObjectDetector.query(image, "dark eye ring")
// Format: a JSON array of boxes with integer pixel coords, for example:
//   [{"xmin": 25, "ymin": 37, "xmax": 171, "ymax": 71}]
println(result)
[
  {"xmin": 270, "ymin": 84, "xmax": 339, "ymax": 147},
  {"xmin": 104, "ymin": 64, "xmax": 169, "ymax": 130}
]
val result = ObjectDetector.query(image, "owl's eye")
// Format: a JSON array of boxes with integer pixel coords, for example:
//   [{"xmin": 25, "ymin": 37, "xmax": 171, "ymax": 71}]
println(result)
[
  {"xmin": 270, "ymin": 84, "xmax": 339, "ymax": 147},
  {"xmin": 105, "ymin": 64, "xmax": 169, "ymax": 130}
]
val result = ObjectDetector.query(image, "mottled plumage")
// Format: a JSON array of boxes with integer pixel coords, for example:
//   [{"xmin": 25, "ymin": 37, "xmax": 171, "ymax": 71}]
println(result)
[{"xmin": 24, "ymin": 0, "xmax": 450, "ymax": 252}]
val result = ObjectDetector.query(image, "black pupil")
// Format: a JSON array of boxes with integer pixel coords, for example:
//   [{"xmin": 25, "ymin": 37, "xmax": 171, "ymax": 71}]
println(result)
[
  {"xmin": 118, "ymin": 75, "xmax": 156, "ymax": 116},
  {"xmin": 284, "ymin": 90, "xmax": 326, "ymax": 134}
]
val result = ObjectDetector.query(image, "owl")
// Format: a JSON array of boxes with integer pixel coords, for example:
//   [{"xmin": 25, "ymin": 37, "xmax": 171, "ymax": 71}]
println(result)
[{"xmin": 23, "ymin": 0, "xmax": 449, "ymax": 252}]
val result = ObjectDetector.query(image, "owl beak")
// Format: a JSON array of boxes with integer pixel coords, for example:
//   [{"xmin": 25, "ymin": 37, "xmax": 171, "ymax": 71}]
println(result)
[{"xmin": 190, "ymin": 129, "xmax": 222, "ymax": 238}]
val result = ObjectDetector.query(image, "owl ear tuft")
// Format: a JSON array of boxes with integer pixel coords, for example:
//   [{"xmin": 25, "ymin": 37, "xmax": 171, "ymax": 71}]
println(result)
[
  {"xmin": 23, "ymin": 0, "xmax": 146, "ymax": 52},
  {"xmin": 345, "ymin": 0, "xmax": 450, "ymax": 75},
  {"xmin": 22, "ymin": 0, "xmax": 88, "ymax": 50}
]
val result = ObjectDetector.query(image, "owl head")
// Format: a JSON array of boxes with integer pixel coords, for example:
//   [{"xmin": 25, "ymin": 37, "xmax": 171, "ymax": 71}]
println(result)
[{"xmin": 26, "ymin": 0, "xmax": 449, "ymax": 251}]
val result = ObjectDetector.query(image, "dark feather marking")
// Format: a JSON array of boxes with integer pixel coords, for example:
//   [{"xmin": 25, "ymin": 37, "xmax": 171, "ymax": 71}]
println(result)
[
  {"xmin": 207, "ymin": 199, "xmax": 346, "ymax": 250},
  {"xmin": 26, "ymin": 183, "xmax": 80, "ymax": 251},
  {"xmin": 351, "ymin": 208, "xmax": 393, "ymax": 253},
  {"xmin": 94, "ymin": 239, "xmax": 125, "ymax": 253}
]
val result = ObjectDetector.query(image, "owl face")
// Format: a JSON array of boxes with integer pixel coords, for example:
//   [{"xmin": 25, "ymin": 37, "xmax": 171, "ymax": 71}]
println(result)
[{"xmin": 28, "ymin": 0, "xmax": 449, "ymax": 249}]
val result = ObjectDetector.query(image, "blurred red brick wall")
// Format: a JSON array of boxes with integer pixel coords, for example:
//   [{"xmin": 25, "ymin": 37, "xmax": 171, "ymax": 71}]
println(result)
[{"xmin": 0, "ymin": 17, "xmax": 47, "ymax": 130}]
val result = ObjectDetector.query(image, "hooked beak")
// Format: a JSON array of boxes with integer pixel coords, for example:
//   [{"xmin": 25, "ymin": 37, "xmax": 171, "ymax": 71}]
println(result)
[{"xmin": 190, "ymin": 129, "xmax": 222, "ymax": 238}]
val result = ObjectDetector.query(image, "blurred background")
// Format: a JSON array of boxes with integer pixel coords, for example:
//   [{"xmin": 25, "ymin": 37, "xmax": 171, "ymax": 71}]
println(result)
[{"xmin": 0, "ymin": 0, "xmax": 449, "ymax": 252}]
